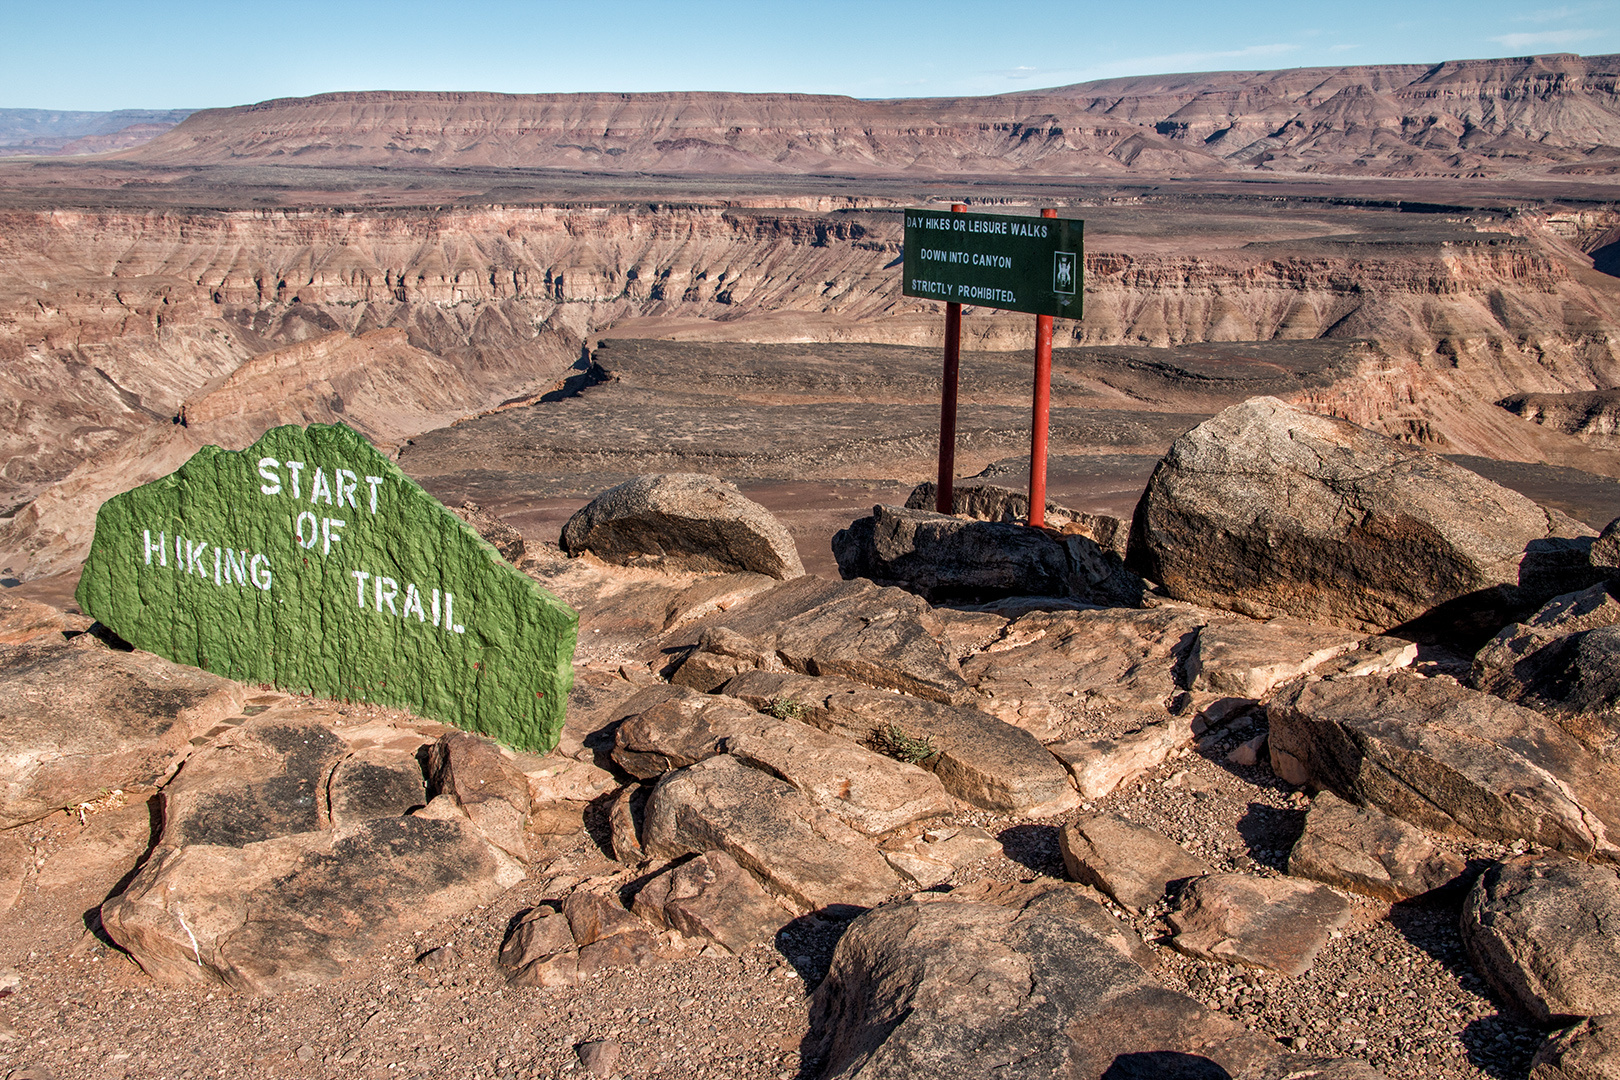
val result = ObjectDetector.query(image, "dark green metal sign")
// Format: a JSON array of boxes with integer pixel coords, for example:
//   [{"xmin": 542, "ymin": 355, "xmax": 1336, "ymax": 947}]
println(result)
[{"xmin": 902, "ymin": 209, "xmax": 1083, "ymax": 318}]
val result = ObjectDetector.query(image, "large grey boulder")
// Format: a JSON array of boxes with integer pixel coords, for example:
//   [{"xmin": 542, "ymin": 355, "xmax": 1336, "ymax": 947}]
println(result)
[
  {"xmin": 0, "ymin": 633, "xmax": 246, "ymax": 829},
  {"xmin": 561, "ymin": 473, "xmax": 804, "ymax": 579},
  {"xmin": 807, "ymin": 894, "xmax": 1382, "ymax": 1079},
  {"xmin": 1474, "ymin": 583, "xmax": 1620, "ymax": 754},
  {"xmin": 833, "ymin": 504, "xmax": 1142, "ymax": 606},
  {"xmin": 1461, "ymin": 855, "xmax": 1620, "ymax": 1024},
  {"xmin": 1128, "ymin": 396, "xmax": 1595, "ymax": 635},
  {"xmin": 1267, "ymin": 672, "xmax": 1620, "ymax": 861},
  {"xmin": 100, "ymin": 714, "xmax": 526, "ymax": 992}
]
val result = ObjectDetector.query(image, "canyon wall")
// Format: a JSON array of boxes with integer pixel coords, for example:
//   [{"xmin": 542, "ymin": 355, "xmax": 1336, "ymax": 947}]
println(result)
[{"xmin": 6, "ymin": 197, "xmax": 1620, "ymax": 581}]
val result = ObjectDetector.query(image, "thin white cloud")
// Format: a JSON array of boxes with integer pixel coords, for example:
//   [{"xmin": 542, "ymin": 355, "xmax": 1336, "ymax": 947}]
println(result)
[
  {"xmin": 983, "ymin": 42, "xmax": 1303, "ymax": 91},
  {"xmin": 1511, "ymin": 4, "xmax": 1606, "ymax": 22},
  {"xmin": 1491, "ymin": 27, "xmax": 1604, "ymax": 48}
]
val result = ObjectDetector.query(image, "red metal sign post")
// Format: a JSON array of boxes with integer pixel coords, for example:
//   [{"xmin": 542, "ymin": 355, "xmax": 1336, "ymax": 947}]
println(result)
[
  {"xmin": 936, "ymin": 203, "xmax": 967, "ymax": 514},
  {"xmin": 1028, "ymin": 207, "xmax": 1057, "ymax": 528}
]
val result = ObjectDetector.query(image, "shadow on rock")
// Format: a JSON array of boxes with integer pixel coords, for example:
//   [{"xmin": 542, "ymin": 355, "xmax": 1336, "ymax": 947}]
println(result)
[
  {"xmin": 1234, "ymin": 802, "xmax": 1306, "ymax": 871},
  {"xmin": 1100, "ymin": 1052, "xmax": 1232, "ymax": 1079},
  {"xmin": 995, "ymin": 823, "xmax": 1064, "ymax": 878}
]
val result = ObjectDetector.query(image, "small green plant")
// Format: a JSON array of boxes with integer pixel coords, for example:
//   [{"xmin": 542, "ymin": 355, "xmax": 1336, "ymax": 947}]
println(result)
[
  {"xmin": 764, "ymin": 698, "xmax": 811, "ymax": 721},
  {"xmin": 871, "ymin": 724, "xmax": 937, "ymax": 765}
]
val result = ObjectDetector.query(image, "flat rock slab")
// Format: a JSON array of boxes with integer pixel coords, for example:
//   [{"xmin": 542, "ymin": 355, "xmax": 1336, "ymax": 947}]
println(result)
[
  {"xmin": 100, "ymin": 713, "xmax": 525, "ymax": 992},
  {"xmin": 0, "ymin": 594, "xmax": 92, "ymax": 645},
  {"xmin": 642, "ymin": 754, "xmax": 902, "ymax": 912},
  {"xmin": 1288, "ymin": 790, "xmax": 1466, "ymax": 901},
  {"xmin": 1474, "ymin": 583, "xmax": 1620, "ymax": 754},
  {"xmin": 632, "ymin": 850, "xmax": 795, "ymax": 953},
  {"xmin": 1168, "ymin": 874, "xmax": 1353, "ymax": 976},
  {"xmin": 808, "ymin": 895, "xmax": 1381, "ymax": 1079},
  {"xmin": 1059, "ymin": 814, "xmax": 1211, "ymax": 913},
  {"xmin": 1268, "ymin": 672, "xmax": 1620, "ymax": 860},
  {"xmin": 1048, "ymin": 719, "xmax": 1191, "ymax": 801},
  {"xmin": 1461, "ymin": 855, "xmax": 1620, "ymax": 1024},
  {"xmin": 0, "ymin": 633, "xmax": 246, "ymax": 829},
  {"xmin": 961, "ymin": 606, "xmax": 1213, "ymax": 741},
  {"xmin": 722, "ymin": 669, "xmax": 1077, "ymax": 816},
  {"xmin": 561, "ymin": 473, "xmax": 804, "ymax": 580},
  {"xmin": 614, "ymin": 686, "xmax": 954, "ymax": 835},
  {"xmin": 76, "ymin": 422, "xmax": 578, "ymax": 752},
  {"xmin": 1530, "ymin": 1014, "xmax": 1620, "ymax": 1080},
  {"xmin": 666, "ymin": 575, "xmax": 971, "ymax": 705},
  {"xmin": 1129, "ymin": 396, "xmax": 1589, "ymax": 633},
  {"xmin": 1186, "ymin": 616, "xmax": 1363, "ymax": 699}
]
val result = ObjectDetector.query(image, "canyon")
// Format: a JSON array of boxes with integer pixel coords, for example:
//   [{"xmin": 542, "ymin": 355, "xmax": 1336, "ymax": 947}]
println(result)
[{"xmin": 7, "ymin": 55, "xmax": 1620, "ymax": 1080}]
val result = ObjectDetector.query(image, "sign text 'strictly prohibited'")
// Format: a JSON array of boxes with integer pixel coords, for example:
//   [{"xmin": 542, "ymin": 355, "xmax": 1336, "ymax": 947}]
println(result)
[{"xmin": 902, "ymin": 209, "xmax": 1083, "ymax": 318}]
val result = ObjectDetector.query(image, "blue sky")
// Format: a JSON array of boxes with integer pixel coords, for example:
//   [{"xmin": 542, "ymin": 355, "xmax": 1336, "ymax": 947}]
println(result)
[{"xmin": 3, "ymin": 0, "xmax": 1618, "ymax": 110}]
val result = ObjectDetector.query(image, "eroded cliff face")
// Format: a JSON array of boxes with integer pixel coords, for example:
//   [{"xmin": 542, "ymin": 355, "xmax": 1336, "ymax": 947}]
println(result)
[
  {"xmin": 120, "ymin": 55, "xmax": 1620, "ymax": 179},
  {"xmin": 5, "ymin": 198, "xmax": 1620, "ymax": 580}
]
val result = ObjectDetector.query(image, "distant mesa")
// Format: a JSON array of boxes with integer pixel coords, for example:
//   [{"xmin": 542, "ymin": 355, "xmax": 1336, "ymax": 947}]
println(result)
[
  {"xmin": 111, "ymin": 54, "xmax": 1620, "ymax": 179},
  {"xmin": 0, "ymin": 107, "xmax": 193, "ymax": 157}
]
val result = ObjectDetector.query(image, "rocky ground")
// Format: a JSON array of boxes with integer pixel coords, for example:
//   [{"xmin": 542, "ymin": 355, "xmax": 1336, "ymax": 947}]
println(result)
[{"xmin": 9, "ymin": 392, "xmax": 1620, "ymax": 1079}]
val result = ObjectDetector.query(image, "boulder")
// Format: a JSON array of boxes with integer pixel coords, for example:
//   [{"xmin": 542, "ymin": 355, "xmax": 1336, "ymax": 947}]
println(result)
[
  {"xmin": 1267, "ymin": 672, "xmax": 1620, "ymax": 860},
  {"xmin": 1531, "ymin": 1015, "xmax": 1620, "ymax": 1080},
  {"xmin": 631, "ymin": 850, "xmax": 794, "ymax": 952},
  {"xmin": 722, "ymin": 670, "xmax": 1077, "ymax": 816},
  {"xmin": 1168, "ymin": 873, "xmax": 1353, "ymax": 976},
  {"xmin": 641, "ymin": 755, "xmax": 902, "ymax": 912},
  {"xmin": 1185, "ymin": 617, "xmax": 1364, "ymax": 699},
  {"xmin": 1473, "ymin": 583, "xmax": 1620, "ymax": 753},
  {"xmin": 832, "ymin": 504, "xmax": 1142, "ymax": 606},
  {"xmin": 99, "ymin": 714, "xmax": 526, "ymax": 992},
  {"xmin": 1128, "ymin": 396, "xmax": 1595, "ymax": 636},
  {"xmin": 560, "ymin": 473, "xmax": 804, "ymax": 580},
  {"xmin": 1460, "ymin": 855, "xmax": 1620, "ymax": 1024},
  {"xmin": 1059, "ymin": 814, "xmax": 1210, "ymax": 913},
  {"xmin": 1287, "ymin": 791, "xmax": 1466, "ymax": 901},
  {"xmin": 76, "ymin": 422, "xmax": 578, "ymax": 754},
  {"xmin": 807, "ymin": 895, "xmax": 1381, "ymax": 1079},
  {"xmin": 670, "ymin": 575, "xmax": 971, "ymax": 704},
  {"xmin": 0, "ymin": 633, "xmax": 246, "ymax": 829},
  {"xmin": 613, "ymin": 686, "xmax": 954, "ymax": 836}
]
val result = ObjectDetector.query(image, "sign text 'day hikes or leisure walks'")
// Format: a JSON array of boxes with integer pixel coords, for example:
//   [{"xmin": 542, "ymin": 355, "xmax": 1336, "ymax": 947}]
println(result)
[
  {"xmin": 903, "ymin": 208, "xmax": 1084, "ymax": 319},
  {"xmin": 76, "ymin": 423, "xmax": 579, "ymax": 753}
]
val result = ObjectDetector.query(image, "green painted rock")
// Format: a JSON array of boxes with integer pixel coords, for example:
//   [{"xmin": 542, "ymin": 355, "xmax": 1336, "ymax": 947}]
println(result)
[{"xmin": 76, "ymin": 423, "xmax": 577, "ymax": 752}]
